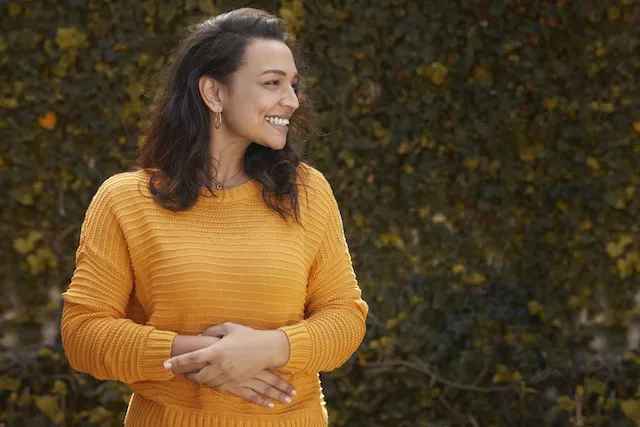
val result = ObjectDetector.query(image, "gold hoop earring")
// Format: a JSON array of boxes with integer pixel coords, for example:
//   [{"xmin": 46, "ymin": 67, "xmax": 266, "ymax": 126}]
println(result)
[{"xmin": 214, "ymin": 111, "xmax": 222, "ymax": 129}]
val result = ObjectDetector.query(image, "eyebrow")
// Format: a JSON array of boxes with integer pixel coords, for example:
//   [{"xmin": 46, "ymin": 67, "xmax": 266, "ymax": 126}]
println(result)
[{"xmin": 259, "ymin": 69, "xmax": 298, "ymax": 78}]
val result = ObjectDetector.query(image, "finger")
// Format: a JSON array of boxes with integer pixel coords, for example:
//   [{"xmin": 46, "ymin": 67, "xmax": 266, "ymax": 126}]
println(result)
[
  {"xmin": 163, "ymin": 345, "xmax": 219, "ymax": 370},
  {"xmin": 200, "ymin": 322, "xmax": 233, "ymax": 337},
  {"xmin": 183, "ymin": 362, "xmax": 222, "ymax": 385},
  {"xmin": 254, "ymin": 370, "xmax": 296, "ymax": 396},
  {"xmin": 192, "ymin": 363, "xmax": 224, "ymax": 385},
  {"xmin": 184, "ymin": 372, "xmax": 198, "ymax": 384},
  {"xmin": 172, "ymin": 362, "xmax": 208, "ymax": 375},
  {"xmin": 209, "ymin": 372, "xmax": 235, "ymax": 391},
  {"xmin": 228, "ymin": 386, "xmax": 274, "ymax": 409},
  {"xmin": 244, "ymin": 378, "xmax": 292, "ymax": 404},
  {"xmin": 207, "ymin": 375, "xmax": 236, "ymax": 392},
  {"xmin": 199, "ymin": 324, "xmax": 225, "ymax": 337}
]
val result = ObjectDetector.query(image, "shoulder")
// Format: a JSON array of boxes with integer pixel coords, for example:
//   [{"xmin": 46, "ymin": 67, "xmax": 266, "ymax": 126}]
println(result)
[
  {"xmin": 296, "ymin": 162, "xmax": 341, "ymax": 226},
  {"xmin": 297, "ymin": 162, "xmax": 335, "ymax": 200},
  {"xmin": 89, "ymin": 169, "xmax": 150, "ymax": 211}
]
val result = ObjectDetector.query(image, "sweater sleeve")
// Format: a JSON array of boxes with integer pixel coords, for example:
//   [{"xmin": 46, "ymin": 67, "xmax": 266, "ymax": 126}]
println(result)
[
  {"xmin": 277, "ymin": 174, "xmax": 368, "ymax": 373},
  {"xmin": 60, "ymin": 176, "xmax": 177, "ymax": 384}
]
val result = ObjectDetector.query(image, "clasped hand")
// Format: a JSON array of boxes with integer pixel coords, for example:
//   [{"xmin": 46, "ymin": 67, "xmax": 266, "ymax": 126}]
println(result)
[{"xmin": 163, "ymin": 322, "xmax": 289, "ymax": 393}]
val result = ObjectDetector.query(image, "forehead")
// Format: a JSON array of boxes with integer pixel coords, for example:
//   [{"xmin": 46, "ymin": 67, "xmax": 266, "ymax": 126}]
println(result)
[{"xmin": 240, "ymin": 39, "xmax": 298, "ymax": 77}]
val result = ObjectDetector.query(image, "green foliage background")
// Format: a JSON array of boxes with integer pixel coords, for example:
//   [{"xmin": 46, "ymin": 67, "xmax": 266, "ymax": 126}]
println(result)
[{"xmin": 2, "ymin": 0, "xmax": 640, "ymax": 425}]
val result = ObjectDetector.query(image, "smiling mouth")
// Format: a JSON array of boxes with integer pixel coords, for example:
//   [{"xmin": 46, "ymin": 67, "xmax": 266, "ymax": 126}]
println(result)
[{"xmin": 265, "ymin": 120, "xmax": 288, "ymax": 131}]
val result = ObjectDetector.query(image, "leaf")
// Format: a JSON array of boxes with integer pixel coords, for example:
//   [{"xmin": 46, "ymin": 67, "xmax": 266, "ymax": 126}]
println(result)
[
  {"xmin": 463, "ymin": 158, "xmax": 479, "ymax": 170},
  {"xmin": 605, "ymin": 234, "xmax": 632, "ymax": 258},
  {"xmin": 555, "ymin": 395, "xmax": 575, "ymax": 412},
  {"xmin": 586, "ymin": 156, "xmax": 601, "ymax": 170},
  {"xmin": 621, "ymin": 399, "xmax": 640, "ymax": 424},
  {"xmin": 543, "ymin": 97, "xmax": 558, "ymax": 110},
  {"xmin": 584, "ymin": 378, "xmax": 607, "ymax": 396},
  {"xmin": 425, "ymin": 62, "xmax": 448, "ymax": 85},
  {"xmin": 527, "ymin": 300, "xmax": 544, "ymax": 316},
  {"xmin": 34, "ymin": 395, "xmax": 64, "ymax": 423},
  {"xmin": 13, "ymin": 230, "xmax": 43, "ymax": 254},
  {"xmin": 0, "ymin": 376, "xmax": 20, "ymax": 392},
  {"xmin": 463, "ymin": 272, "xmax": 486, "ymax": 285},
  {"xmin": 55, "ymin": 27, "xmax": 88, "ymax": 50},
  {"xmin": 38, "ymin": 112, "xmax": 56, "ymax": 130},
  {"xmin": 492, "ymin": 364, "xmax": 522, "ymax": 384},
  {"xmin": 452, "ymin": 264, "xmax": 465, "ymax": 274}
]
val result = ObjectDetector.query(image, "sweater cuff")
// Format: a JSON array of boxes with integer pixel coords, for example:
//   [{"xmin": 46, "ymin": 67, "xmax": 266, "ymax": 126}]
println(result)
[
  {"xmin": 277, "ymin": 321, "xmax": 312, "ymax": 373},
  {"xmin": 141, "ymin": 329, "xmax": 178, "ymax": 381}
]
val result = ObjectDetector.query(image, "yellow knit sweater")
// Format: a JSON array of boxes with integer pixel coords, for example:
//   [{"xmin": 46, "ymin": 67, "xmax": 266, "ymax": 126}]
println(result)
[{"xmin": 60, "ymin": 163, "xmax": 368, "ymax": 427}]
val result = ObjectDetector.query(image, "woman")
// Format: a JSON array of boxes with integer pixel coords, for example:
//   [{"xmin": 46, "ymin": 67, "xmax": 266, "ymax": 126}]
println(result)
[{"xmin": 60, "ymin": 7, "xmax": 368, "ymax": 427}]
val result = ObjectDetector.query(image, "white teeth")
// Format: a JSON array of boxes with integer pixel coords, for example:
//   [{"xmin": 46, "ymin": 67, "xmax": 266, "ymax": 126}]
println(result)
[{"xmin": 266, "ymin": 117, "xmax": 289, "ymax": 126}]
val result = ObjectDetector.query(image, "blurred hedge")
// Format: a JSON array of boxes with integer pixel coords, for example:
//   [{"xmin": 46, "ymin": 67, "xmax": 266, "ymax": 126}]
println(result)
[{"xmin": 2, "ymin": 0, "xmax": 640, "ymax": 425}]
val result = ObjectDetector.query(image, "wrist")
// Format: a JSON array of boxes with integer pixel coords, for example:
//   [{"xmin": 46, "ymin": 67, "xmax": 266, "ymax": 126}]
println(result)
[
  {"xmin": 170, "ymin": 335, "xmax": 220, "ymax": 358},
  {"xmin": 267, "ymin": 330, "xmax": 290, "ymax": 369}
]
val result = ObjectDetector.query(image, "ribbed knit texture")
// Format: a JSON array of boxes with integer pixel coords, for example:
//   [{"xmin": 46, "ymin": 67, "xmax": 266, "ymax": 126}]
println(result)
[{"xmin": 60, "ymin": 162, "xmax": 368, "ymax": 427}]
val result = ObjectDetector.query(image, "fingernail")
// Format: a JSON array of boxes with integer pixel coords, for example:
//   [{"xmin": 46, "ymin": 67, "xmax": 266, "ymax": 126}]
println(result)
[
  {"xmin": 291, "ymin": 389, "xmax": 297, "ymax": 396},
  {"xmin": 268, "ymin": 402, "xmax": 274, "ymax": 408},
  {"xmin": 163, "ymin": 362, "xmax": 172, "ymax": 370},
  {"xmin": 285, "ymin": 397, "xmax": 292, "ymax": 403}
]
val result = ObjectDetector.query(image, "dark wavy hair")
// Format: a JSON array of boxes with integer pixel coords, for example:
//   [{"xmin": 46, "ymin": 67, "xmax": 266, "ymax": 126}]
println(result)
[{"xmin": 132, "ymin": 8, "xmax": 318, "ymax": 225}]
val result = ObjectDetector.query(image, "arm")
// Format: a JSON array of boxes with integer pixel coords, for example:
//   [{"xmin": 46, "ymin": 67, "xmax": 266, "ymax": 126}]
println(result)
[
  {"xmin": 60, "ymin": 176, "xmax": 178, "ymax": 384},
  {"xmin": 276, "ymin": 175, "xmax": 368, "ymax": 374}
]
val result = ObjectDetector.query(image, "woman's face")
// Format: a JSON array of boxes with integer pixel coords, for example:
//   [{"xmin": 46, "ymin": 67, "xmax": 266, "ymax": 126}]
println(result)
[{"xmin": 219, "ymin": 39, "xmax": 300, "ymax": 151}]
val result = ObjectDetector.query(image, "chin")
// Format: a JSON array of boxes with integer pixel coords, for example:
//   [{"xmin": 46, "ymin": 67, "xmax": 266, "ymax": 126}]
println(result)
[{"xmin": 257, "ymin": 139, "xmax": 287, "ymax": 151}]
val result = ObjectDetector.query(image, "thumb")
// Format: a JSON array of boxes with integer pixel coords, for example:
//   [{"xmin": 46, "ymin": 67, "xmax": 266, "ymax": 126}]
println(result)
[{"xmin": 199, "ymin": 324, "xmax": 228, "ymax": 337}]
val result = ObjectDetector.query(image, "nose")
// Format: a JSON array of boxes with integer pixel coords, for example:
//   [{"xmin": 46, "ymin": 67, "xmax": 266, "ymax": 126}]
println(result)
[{"xmin": 280, "ymin": 85, "xmax": 299, "ymax": 110}]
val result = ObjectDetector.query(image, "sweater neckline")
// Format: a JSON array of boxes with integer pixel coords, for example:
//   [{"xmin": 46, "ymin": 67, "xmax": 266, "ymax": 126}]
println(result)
[{"xmin": 198, "ymin": 178, "xmax": 260, "ymax": 203}]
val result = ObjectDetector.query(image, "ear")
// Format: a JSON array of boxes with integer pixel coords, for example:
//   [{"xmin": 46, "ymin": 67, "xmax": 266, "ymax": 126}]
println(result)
[{"xmin": 198, "ymin": 75, "xmax": 224, "ymax": 113}]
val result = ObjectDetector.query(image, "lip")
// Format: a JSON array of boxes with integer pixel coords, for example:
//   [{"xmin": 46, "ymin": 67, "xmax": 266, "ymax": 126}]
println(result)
[
  {"xmin": 266, "ymin": 120, "xmax": 288, "ymax": 132},
  {"xmin": 266, "ymin": 114, "xmax": 292, "ymax": 119}
]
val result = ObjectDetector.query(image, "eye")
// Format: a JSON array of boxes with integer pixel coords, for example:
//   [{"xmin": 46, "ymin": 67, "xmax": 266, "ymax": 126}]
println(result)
[{"xmin": 266, "ymin": 81, "xmax": 299, "ymax": 94}]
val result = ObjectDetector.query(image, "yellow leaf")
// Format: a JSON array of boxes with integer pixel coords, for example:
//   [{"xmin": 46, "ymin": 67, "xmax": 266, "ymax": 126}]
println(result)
[
  {"xmin": 425, "ymin": 62, "xmax": 448, "ymax": 85},
  {"xmin": 0, "ymin": 376, "xmax": 21, "ymax": 392},
  {"xmin": 463, "ymin": 272, "xmax": 486, "ymax": 285},
  {"xmin": 397, "ymin": 142, "xmax": 410, "ymax": 154},
  {"xmin": 518, "ymin": 143, "xmax": 544, "ymax": 163},
  {"xmin": 527, "ymin": 300, "xmax": 544, "ymax": 315},
  {"xmin": 621, "ymin": 399, "xmax": 640, "ymax": 423},
  {"xmin": 555, "ymin": 395, "xmax": 575, "ymax": 412},
  {"xmin": 607, "ymin": 6, "xmax": 621, "ymax": 20},
  {"xmin": 543, "ymin": 97, "xmax": 557, "ymax": 110},
  {"xmin": 452, "ymin": 264, "xmax": 465, "ymax": 274},
  {"xmin": 617, "ymin": 251, "xmax": 640, "ymax": 279},
  {"xmin": 55, "ymin": 27, "xmax": 88, "ymax": 50},
  {"xmin": 38, "ymin": 112, "xmax": 56, "ymax": 130},
  {"xmin": 579, "ymin": 219, "xmax": 592, "ymax": 231},
  {"xmin": 473, "ymin": 64, "xmax": 491, "ymax": 83},
  {"xmin": 634, "ymin": 121, "xmax": 640, "ymax": 133},
  {"xmin": 0, "ymin": 97, "xmax": 18, "ymax": 108},
  {"xmin": 34, "ymin": 395, "xmax": 63, "ymax": 422},
  {"xmin": 51, "ymin": 380, "xmax": 67, "ymax": 396},
  {"xmin": 463, "ymin": 158, "xmax": 479, "ymax": 170},
  {"xmin": 584, "ymin": 378, "xmax": 607, "ymax": 396},
  {"xmin": 586, "ymin": 156, "xmax": 601, "ymax": 170},
  {"xmin": 492, "ymin": 364, "xmax": 522, "ymax": 384},
  {"xmin": 13, "ymin": 231, "xmax": 43, "ymax": 254},
  {"xmin": 606, "ymin": 234, "xmax": 633, "ymax": 258},
  {"xmin": 600, "ymin": 102, "xmax": 615, "ymax": 113}
]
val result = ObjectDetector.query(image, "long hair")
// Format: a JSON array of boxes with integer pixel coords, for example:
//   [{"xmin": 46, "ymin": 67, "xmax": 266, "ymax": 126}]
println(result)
[{"xmin": 132, "ymin": 8, "xmax": 318, "ymax": 225}]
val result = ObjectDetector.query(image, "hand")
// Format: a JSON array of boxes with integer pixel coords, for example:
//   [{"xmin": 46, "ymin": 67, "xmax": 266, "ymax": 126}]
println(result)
[
  {"xmin": 163, "ymin": 322, "xmax": 290, "ymax": 392},
  {"xmin": 186, "ymin": 369, "xmax": 296, "ymax": 408}
]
